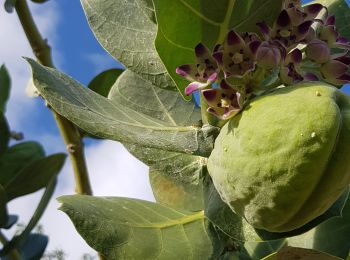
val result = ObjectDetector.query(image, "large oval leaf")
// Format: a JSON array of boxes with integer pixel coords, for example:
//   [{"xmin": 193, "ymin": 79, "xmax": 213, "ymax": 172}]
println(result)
[
  {"xmin": 3, "ymin": 153, "xmax": 66, "ymax": 201},
  {"xmin": 81, "ymin": 0, "xmax": 175, "ymax": 90},
  {"xmin": 58, "ymin": 195, "xmax": 213, "ymax": 259},
  {"xmin": 109, "ymin": 69, "xmax": 206, "ymax": 210},
  {"xmin": 153, "ymin": 0, "xmax": 283, "ymax": 96},
  {"xmin": 27, "ymin": 58, "xmax": 218, "ymax": 157},
  {"xmin": 0, "ymin": 141, "xmax": 45, "ymax": 185}
]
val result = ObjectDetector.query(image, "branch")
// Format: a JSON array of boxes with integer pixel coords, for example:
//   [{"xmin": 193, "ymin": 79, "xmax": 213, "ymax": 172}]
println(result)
[{"xmin": 14, "ymin": 0, "xmax": 93, "ymax": 195}]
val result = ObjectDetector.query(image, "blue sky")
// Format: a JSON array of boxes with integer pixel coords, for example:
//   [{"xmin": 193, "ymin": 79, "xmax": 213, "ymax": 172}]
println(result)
[{"xmin": 1, "ymin": 0, "xmax": 350, "ymax": 258}]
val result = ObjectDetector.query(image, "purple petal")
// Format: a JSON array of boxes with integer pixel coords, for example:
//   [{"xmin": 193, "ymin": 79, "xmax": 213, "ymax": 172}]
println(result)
[
  {"xmin": 321, "ymin": 60, "xmax": 349, "ymax": 78},
  {"xmin": 176, "ymin": 64, "xmax": 191, "ymax": 77},
  {"xmin": 256, "ymin": 21, "xmax": 271, "ymax": 38},
  {"xmin": 298, "ymin": 20, "xmax": 313, "ymax": 34},
  {"xmin": 185, "ymin": 82, "xmax": 203, "ymax": 96},
  {"xmin": 337, "ymin": 74, "xmax": 350, "ymax": 82},
  {"xmin": 202, "ymin": 89, "xmax": 218, "ymax": 102},
  {"xmin": 195, "ymin": 43, "xmax": 208, "ymax": 58},
  {"xmin": 249, "ymin": 41, "xmax": 262, "ymax": 54},
  {"xmin": 337, "ymin": 36, "xmax": 349, "ymax": 44},
  {"xmin": 305, "ymin": 3, "xmax": 323, "ymax": 15},
  {"xmin": 207, "ymin": 72, "xmax": 218, "ymax": 83},
  {"xmin": 277, "ymin": 10, "xmax": 291, "ymax": 27},
  {"xmin": 304, "ymin": 72, "xmax": 318, "ymax": 81},
  {"xmin": 226, "ymin": 30, "xmax": 242, "ymax": 45},
  {"xmin": 335, "ymin": 55, "xmax": 350, "ymax": 65},
  {"xmin": 213, "ymin": 52, "xmax": 223, "ymax": 65},
  {"xmin": 326, "ymin": 15, "xmax": 335, "ymax": 25},
  {"xmin": 289, "ymin": 48, "xmax": 302, "ymax": 63},
  {"xmin": 220, "ymin": 80, "xmax": 231, "ymax": 90}
]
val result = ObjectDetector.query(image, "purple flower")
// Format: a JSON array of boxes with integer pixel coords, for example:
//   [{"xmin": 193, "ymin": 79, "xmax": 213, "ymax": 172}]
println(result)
[
  {"xmin": 202, "ymin": 80, "xmax": 242, "ymax": 120},
  {"xmin": 320, "ymin": 58, "xmax": 350, "ymax": 85},
  {"xmin": 212, "ymin": 30, "xmax": 260, "ymax": 78},
  {"xmin": 280, "ymin": 48, "xmax": 303, "ymax": 85},
  {"xmin": 306, "ymin": 39, "xmax": 331, "ymax": 64},
  {"xmin": 176, "ymin": 43, "xmax": 219, "ymax": 95}
]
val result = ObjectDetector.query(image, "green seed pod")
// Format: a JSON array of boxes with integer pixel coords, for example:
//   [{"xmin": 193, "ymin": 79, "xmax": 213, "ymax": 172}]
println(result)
[{"xmin": 207, "ymin": 82, "xmax": 350, "ymax": 232}]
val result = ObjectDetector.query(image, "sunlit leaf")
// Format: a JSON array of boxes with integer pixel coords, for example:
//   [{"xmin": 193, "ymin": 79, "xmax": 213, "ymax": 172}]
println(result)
[
  {"xmin": 153, "ymin": 0, "xmax": 283, "ymax": 96},
  {"xmin": 27, "ymin": 58, "xmax": 218, "ymax": 157},
  {"xmin": 81, "ymin": 0, "xmax": 176, "ymax": 90},
  {"xmin": 58, "ymin": 195, "xmax": 213, "ymax": 259},
  {"xmin": 109, "ymin": 69, "xmax": 206, "ymax": 210}
]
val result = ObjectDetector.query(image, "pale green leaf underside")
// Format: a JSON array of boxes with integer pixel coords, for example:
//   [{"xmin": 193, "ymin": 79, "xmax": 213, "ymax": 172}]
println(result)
[
  {"xmin": 27, "ymin": 59, "xmax": 218, "ymax": 157},
  {"xmin": 81, "ymin": 0, "xmax": 175, "ymax": 90},
  {"xmin": 153, "ymin": 0, "xmax": 283, "ymax": 96},
  {"xmin": 109, "ymin": 70, "xmax": 206, "ymax": 210},
  {"xmin": 58, "ymin": 195, "xmax": 213, "ymax": 259}
]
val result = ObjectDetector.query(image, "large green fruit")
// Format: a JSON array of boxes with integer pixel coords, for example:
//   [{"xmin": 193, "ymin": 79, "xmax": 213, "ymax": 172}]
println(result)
[{"xmin": 207, "ymin": 82, "xmax": 350, "ymax": 232}]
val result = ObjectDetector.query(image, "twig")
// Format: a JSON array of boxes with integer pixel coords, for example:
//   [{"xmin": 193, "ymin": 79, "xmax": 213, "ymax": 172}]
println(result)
[{"xmin": 14, "ymin": 0, "xmax": 93, "ymax": 195}]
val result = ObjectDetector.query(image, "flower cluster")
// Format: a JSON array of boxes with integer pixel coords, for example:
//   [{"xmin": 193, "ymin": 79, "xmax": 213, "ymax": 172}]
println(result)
[{"xmin": 176, "ymin": 0, "xmax": 350, "ymax": 120}]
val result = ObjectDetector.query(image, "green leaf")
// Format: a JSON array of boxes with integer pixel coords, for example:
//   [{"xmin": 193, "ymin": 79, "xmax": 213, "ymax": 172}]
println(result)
[
  {"xmin": 4, "ymin": 0, "xmax": 16, "ymax": 13},
  {"xmin": 149, "ymin": 169, "xmax": 204, "ymax": 211},
  {"xmin": 311, "ymin": 0, "xmax": 350, "ymax": 42},
  {"xmin": 1, "ymin": 215, "xmax": 18, "ymax": 229},
  {"xmin": 81, "ymin": 0, "xmax": 176, "ymax": 91},
  {"xmin": 0, "ymin": 184, "xmax": 8, "ymax": 228},
  {"xmin": 0, "ymin": 141, "xmax": 45, "ymax": 186},
  {"xmin": 3, "ymin": 153, "xmax": 66, "ymax": 201},
  {"xmin": 58, "ymin": 195, "xmax": 213, "ymax": 259},
  {"xmin": 88, "ymin": 68, "xmax": 124, "ymax": 97},
  {"xmin": 288, "ymin": 190, "xmax": 350, "ymax": 259},
  {"xmin": 153, "ymin": 0, "xmax": 283, "ymax": 96},
  {"xmin": 27, "ymin": 58, "xmax": 218, "ymax": 157},
  {"xmin": 21, "ymin": 234, "xmax": 48, "ymax": 260},
  {"xmin": 0, "ymin": 65, "xmax": 11, "ymax": 113},
  {"xmin": 262, "ymin": 246, "xmax": 342, "ymax": 260},
  {"xmin": 2, "ymin": 234, "xmax": 48, "ymax": 260},
  {"xmin": 109, "ymin": 69, "xmax": 206, "ymax": 210},
  {"xmin": 0, "ymin": 113, "xmax": 10, "ymax": 155},
  {"xmin": 244, "ymin": 240, "xmax": 286, "ymax": 260}
]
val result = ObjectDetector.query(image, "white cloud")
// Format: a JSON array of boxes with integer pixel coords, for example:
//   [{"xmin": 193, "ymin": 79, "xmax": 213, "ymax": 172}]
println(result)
[{"xmin": 1, "ymin": 2, "xmax": 154, "ymax": 259}]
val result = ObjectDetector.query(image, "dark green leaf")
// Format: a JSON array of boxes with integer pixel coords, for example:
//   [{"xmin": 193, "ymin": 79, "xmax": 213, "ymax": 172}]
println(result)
[
  {"xmin": 263, "ymin": 246, "xmax": 341, "ymax": 260},
  {"xmin": 153, "ymin": 0, "xmax": 283, "ymax": 96},
  {"xmin": 27, "ymin": 58, "xmax": 218, "ymax": 157},
  {"xmin": 58, "ymin": 195, "xmax": 213, "ymax": 259},
  {"xmin": 289, "ymin": 191, "xmax": 350, "ymax": 259},
  {"xmin": 0, "ymin": 184, "xmax": 8, "ymax": 228},
  {"xmin": 3, "ymin": 153, "xmax": 66, "ymax": 201},
  {"xmin": 0, "ymin": 65, "xmax": 11, "ymax": 113},
  {"xmin": 0, "ymin": 141, "xmax": 45, "ymax": 186},
  {"xmin": 88, "ymin": 68, "xmax": 123, "ymax": 97},
  {"xmin": 1, "ymin": 234, "xmax": 48, "ymax": 260},
  {"xmin": 81, "ymin": 0, "xmax": 176, "ymax": 90},
  {"xmin": 0, "ymin": 113, "xmax": 10, "ymax": 155},
  {"xmin": 1, "ymin": 215, "xmax": 18, "ymax": 229},
  {"xmin": 21, "ymin": 234, "xmax": 48, "ymax": 260},
  {"xmin": 4, "ymin": 0, "xmax": 16, "ymax": 13}
]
